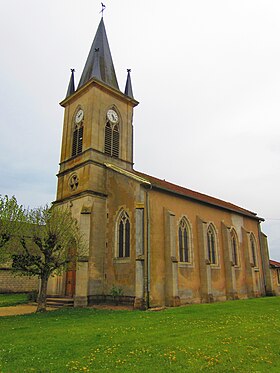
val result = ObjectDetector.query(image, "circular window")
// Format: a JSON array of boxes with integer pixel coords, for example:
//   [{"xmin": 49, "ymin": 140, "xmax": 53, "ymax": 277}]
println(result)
[{"xmin": 69, "ymin": 174, "xmax": 79, "ymax": 191}]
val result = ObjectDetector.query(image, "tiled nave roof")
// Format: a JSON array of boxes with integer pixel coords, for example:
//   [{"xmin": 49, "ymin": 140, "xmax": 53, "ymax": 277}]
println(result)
[
  {"xmin": 105, "ymin": 163, "xmax": 262, "ymax": 220},
  {"xmin": 270, "ymin": 260, "xmax": 280, "ymax": 268},
  {"xmin": 134, "ymin": 170, "xmax": 262, "ymax": 220}
]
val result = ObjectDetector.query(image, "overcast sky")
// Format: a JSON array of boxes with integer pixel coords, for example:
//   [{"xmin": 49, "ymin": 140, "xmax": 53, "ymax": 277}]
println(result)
[{"xmin": 0, "ymin": 1, "xmax": 279, "ymax": 260}]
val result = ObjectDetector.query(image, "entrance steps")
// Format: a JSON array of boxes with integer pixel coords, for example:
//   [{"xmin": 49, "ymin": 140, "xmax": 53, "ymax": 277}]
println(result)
[{"xmin": 46, "ymin": 296, "xmax": 74, "ymax": 308}]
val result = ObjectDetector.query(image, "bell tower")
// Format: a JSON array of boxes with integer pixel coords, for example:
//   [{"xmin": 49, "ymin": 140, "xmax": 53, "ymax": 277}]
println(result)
[
  {"xmin": 56, "ymin": 18, "xmax": 138, "ymax": 204},
  {"xmin": 50, "ymin": 17, "xmax": 138, "ymax": 306}
]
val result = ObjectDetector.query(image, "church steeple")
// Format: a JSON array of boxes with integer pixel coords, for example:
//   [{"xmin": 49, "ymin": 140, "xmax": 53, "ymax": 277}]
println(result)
[
  {"xmin": 58, "ymin": 15, "xmax": 139, "ymax": 205},
  {"xmin": 65, "ymin": 68, "xmax": 75, "ymax": 98},
  {"xmin": 78, "ymin": 18, "xmax": 119, "ymax": 90},
  {"xmin": 124, "ymin": 69, "xmax": 134, "ymax": 98}
]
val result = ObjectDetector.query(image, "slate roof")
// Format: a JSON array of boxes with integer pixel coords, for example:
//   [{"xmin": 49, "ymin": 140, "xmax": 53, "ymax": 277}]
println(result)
[
  {"xmin": 134, "ymin": 170, "xmax": 262, "ymax": 220},
  {"xmin": 78, "ymin": 18, "xmax": 119, "ymax": 90},
  {"xmin": 65, "ymin": 69, "xmax": 75, "ymax": 98},
  {"xmin": 124, "ymin": 69, "xmax": 134, "ymax": 98}
]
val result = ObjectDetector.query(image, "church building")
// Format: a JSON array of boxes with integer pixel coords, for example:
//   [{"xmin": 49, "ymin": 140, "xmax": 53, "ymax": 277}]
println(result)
[{"xmin": 47, "ymin": 17, "xmax": 273, "ymax": 308}]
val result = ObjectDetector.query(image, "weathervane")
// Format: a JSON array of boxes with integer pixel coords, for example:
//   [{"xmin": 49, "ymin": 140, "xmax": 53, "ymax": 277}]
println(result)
[{"xmin": 100, "ymin": 2, "xmax": 106, "ymax": 17}]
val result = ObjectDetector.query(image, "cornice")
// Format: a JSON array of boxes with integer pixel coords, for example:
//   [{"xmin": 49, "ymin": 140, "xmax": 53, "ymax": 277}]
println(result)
[{"xmin": 60, "ymin": 77, "xmax": 139, "ymax": 107}]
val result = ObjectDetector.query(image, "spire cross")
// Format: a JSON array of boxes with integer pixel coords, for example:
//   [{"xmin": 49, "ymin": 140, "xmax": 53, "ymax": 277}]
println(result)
[{"xmin": 100, "ymin": 2, "xmax": 106, "ymax": 17}]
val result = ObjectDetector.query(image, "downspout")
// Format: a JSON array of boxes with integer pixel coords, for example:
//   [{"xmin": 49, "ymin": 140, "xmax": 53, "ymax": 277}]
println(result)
[
  {"xmin": 145, "ymin": 187, "xmax": 151, "ymax": 308},
  {"xmin": 258, "ymin": 221, "xmax": 267, "ymax": 294}
]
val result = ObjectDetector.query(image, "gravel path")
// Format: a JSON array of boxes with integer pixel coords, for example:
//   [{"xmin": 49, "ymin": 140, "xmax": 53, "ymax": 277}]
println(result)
[
  {"xmin": 0, "ymin": 304, "xmax": 134, "ymax": 316},
  {"xmin": 0, "ymin": 304, "xmax": 37, "ymax": 316}
]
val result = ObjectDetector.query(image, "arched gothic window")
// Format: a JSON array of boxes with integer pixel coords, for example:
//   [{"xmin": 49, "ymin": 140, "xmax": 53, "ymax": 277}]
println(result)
[
  {"xmin": 72, "ymin": 123, "xmax": 83, "ymax": 157},
  {"xmin": 207, "ymin": 224, "xmax": 218, "ymax": 265},
  {"xmin": 230, "ymin": 228, "xmax": 239, "ymax": 266},
  {"xmin": 250, "ymin": 233, "xmax": 257, "ymax": 267},
  {"xmin": 117, "ymin": 210, "xmax": 130, "ymax": 258},
  {"xmin": 178, "ymin": 218, "xmax": 191, "ymax": 263},
  {"xmin": 105, "ymin": 121, "xmax": 119, "ymax": 158}
]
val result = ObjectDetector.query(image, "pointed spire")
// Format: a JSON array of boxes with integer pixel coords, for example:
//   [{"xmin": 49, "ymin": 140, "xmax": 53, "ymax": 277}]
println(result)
[
  {"xmin": 124, "ymin": 69, "xmax": 134, "ymax": 98},
  {"xmin": 66, "ymin": 69, "xmax": 75, "ymax": 98},
  {"xmin": 92, "ymin": 48, "xmax": 102, "ymax": 80},
  {"xmin": 78, "ymin": 18, "xmax": 119, "ymax": 90}
]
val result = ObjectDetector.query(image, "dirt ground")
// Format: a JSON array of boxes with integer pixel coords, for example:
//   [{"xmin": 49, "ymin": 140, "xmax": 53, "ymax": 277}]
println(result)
[
  {"xmin": 0, "ymin": 303, "xmax": 134, "ymax": 317},
  {"xmin": 0, "ymin": 304, "xmax": 38, "ymax": 317}
]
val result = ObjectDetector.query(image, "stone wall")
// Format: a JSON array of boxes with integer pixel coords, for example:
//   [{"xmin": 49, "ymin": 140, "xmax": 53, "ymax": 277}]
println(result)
[
  {"xmin": 0, "ymin": 269, "xmax": 39, "ymax": 293},
  {"xmin": 270, "ymin": 268, "xmax": 280, "ymax": 296}
]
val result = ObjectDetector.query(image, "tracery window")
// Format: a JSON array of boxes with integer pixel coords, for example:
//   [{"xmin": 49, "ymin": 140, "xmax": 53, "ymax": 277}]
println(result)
[
  {"xmin": 230, "ymin": 228, "xmax": 239, "ymax": 266},
  {"xmin": 178, "ymin": 218, "xmax": 191, "ymax": 263},
  {"xmin": 207, "ymin": 224, "xmax": 218, "ymax": 265},
  {"xmin": 117, "ymin": 210, "xmax": 130, "ymax": 258},
  {"xmin": 250, "ymin": 233, "xmax": 258, "ymax": 267},
  {"xmin": 104, "ymin": 121, "xmax": 119, "ymax": 158},
  {"xmin": 69, "ymin": 173, "xmax": 79, "ymax": 191}
]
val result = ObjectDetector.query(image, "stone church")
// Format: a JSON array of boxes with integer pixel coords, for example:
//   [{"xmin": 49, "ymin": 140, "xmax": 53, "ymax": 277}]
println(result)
[{"xmin": 47, "ymin": 17, "xmax": 273, "ymax": 308}]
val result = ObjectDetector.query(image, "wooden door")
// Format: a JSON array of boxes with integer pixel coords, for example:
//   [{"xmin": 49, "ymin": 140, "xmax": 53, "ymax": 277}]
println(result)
[{"xmin": 65, "ymin": 270, "xmax": 76, "ymax": 297}]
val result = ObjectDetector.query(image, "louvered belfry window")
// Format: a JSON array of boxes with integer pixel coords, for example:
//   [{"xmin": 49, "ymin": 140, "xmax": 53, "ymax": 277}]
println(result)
[
  {"xmin": 72, "ymin": 124, "xmax": 83, "ymax": 157},
  {"xmin": 104, "ymin": 122, "xmax": 112, "ymax": 154},
  {"xmin": 104, "ymin": 121, "xmax": 119, "ymax": 158}
]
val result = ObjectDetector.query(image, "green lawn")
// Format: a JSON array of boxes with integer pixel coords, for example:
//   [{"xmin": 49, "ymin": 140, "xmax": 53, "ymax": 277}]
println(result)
[
  {"xmin": 0, "ymin": 293, "xmax": 29, "ymax": 307},
  {"xmin": 0, "ymin": 297, "xmax": 280, "ymax": 372}
]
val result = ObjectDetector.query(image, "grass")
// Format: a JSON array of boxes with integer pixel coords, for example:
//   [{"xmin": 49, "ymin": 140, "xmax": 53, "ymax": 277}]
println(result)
[
  {"xmin": 0, "ymin": 297, "xmax": 280, "ymax": 372},
  {"xmin": 0, "ymin": 293, "xmax": 29, "ymax": 307}
]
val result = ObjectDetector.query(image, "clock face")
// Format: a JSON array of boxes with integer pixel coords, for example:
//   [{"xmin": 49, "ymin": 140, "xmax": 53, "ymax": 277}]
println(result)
[
  {"xmin": 75, "ymin": 109, "xmax": 84, "ymax": 124},
  {"xmin": 107, "ymin": 109, "xmax": 119, "ymax": 124}
]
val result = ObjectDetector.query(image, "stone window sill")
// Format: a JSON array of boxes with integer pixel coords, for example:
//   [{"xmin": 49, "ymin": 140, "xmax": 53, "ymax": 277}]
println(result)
[
  {"xmin": 178, "ymin": 262, "xmax": 194, "ymax": 269},
  {"xmin": 113, "ymin": 257, "xmax": 130, "ymax": 264}
]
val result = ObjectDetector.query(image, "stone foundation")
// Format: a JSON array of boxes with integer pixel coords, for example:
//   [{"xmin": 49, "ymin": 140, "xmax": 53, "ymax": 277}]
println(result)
[
  {"xmin": 74, "ymin": 295, "xmax": 88, "ymax": 307},
  {"xmin": 88, "ymin": 294, "xmax": 135, "ymax": 307}
]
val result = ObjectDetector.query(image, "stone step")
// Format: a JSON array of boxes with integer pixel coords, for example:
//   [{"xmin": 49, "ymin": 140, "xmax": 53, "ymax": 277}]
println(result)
[{"xmin": 46, "ymin": 296, "xmax": 74, "ymax": 308}]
